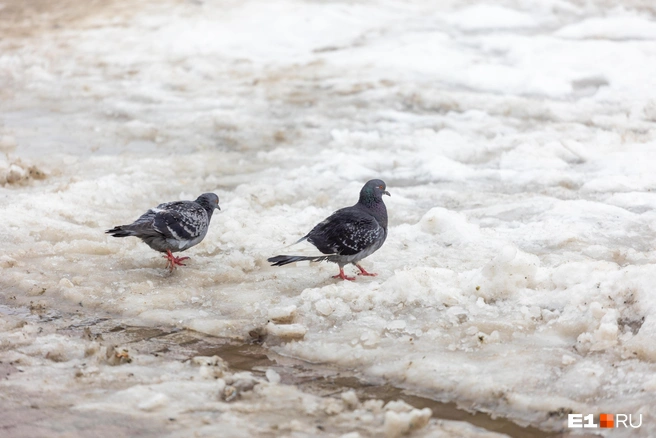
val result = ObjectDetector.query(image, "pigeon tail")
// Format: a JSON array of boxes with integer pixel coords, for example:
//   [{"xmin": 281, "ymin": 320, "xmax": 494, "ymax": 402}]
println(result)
[
  {"xmin": 267, "ymin": 254, "xmax": 329, "ymax": 267},
  {"xmin": 106, "ymin": 226, "xmax": 137, "ymax": 238}
]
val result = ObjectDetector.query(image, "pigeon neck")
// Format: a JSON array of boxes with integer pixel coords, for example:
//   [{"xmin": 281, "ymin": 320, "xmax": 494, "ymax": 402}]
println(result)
[
  {"xmin": 358, "ymin": 195, "xmax": 387, "ymax": 227},
  {"xmin": 359, "ymin": 195, "xmax": 381, "ymax": 208},
  {"xmin": 196, "ymin": 197, "xmax": 216, "ymax": 219}
]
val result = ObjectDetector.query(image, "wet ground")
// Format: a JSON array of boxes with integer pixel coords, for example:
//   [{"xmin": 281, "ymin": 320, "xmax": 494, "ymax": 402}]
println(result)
[
  {"xmin": 2, "ymin": 0, "xmax": 653, "ymax": 436},
  {"xmin": 0, "ymin": 299, "xmax": 554, "ymax": 437}
]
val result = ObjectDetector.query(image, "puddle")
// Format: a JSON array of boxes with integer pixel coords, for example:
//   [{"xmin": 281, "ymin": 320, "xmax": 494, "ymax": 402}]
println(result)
[
  {"xmin": 73, "ymin": 319, "xmax": 556, "ymax": 438},
  {"xmin": 0, "ymin": 302, "xmax": 558, "ymax": 437},
  {"xmin": 189, "ymin": 340, "xmax": 556, "ymax": 438}
]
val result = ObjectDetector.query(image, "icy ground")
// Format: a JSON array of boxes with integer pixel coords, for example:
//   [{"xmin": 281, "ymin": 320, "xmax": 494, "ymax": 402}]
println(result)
[{"xmin": 2, "ymin": 0, "xmax": 656, "ymax": 436}]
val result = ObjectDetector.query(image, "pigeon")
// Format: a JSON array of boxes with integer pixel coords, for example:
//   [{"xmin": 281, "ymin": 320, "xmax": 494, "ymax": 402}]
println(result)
[
  {"xmin": 268, "ymin": 179, "xmax": 390, "ymax": 281},
  {"xmin": 106, "ymin": 193, "xmax": 220, "ymax": 271}
]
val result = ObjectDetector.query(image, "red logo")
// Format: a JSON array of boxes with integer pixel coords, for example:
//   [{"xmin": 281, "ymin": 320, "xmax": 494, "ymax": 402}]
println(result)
[{"xmin": 600, "ymin": 414, "xmax": 614, "ymax": 429}]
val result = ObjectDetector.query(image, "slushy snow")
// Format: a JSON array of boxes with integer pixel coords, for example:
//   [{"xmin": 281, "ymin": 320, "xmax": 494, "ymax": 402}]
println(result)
[{"xmin": 1, "ymin": 0, "xmax": 656, "ymax": 436}]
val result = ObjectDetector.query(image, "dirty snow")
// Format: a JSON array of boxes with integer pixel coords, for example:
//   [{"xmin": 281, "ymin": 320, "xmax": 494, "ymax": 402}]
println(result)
[{"xmin": 2, "ymin": 0, "xmax": 656, "ymax": 436}]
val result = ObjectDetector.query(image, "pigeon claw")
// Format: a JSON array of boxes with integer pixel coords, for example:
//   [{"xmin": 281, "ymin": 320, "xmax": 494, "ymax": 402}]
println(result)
[
  {"xmin": 333, "ymin": 267, "xmax": 356, "ymax": 281},
  {"xmin": 163, "ymin": 249, "xmax": 189, "ymax": 271},
  {"xmin": 355, "ymin": 264, "xmax": 378, "ymax": 276}
]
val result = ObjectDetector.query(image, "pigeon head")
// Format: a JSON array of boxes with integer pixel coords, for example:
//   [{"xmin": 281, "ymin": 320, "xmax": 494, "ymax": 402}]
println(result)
[
  {"xmin": 359, "ymin": 179, "xmax": 390, "ymax": 205},
  {"xmin": 196, "ymin": 193, "xmax": 221, "ymax": 212}
]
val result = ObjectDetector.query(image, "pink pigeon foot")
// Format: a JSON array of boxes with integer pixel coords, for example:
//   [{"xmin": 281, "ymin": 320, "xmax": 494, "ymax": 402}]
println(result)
[
  {"xmin": 332, "ymin": 267, "xmax": 355, "ymax": 281},
  {"xmin": 355, "ymin": 264, "xmax": 377, "ymax": 276},
  {"xmin": 163, "ymin": 249, "xmax": 189, "ymax": 271}
]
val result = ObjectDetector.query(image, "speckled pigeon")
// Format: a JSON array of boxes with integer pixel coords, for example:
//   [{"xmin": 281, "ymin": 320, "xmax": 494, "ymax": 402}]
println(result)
[
  {"xmin": 268, "ymin": 179, "xmax": 389, "ymax": 281},
  {"xmin": 106, "ymin": 193, "xmax": 220, "ymax": 271}
]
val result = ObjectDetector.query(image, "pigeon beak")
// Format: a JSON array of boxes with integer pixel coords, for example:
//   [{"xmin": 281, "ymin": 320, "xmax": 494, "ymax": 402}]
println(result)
[
  {"xmin": 384, "ymin": 190, "xmax": 391, "ymax": 197},
  {"xmin": 217, "ymin": 205, "xmax": 221, "ymax": 211}
]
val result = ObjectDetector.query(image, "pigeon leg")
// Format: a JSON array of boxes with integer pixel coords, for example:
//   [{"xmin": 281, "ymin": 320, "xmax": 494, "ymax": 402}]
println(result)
[
  {"xmin": 332, "ymin": 267, "xmax": 355, "ymax": 281},
  {"xmin": 355, "ymin": 263, "xmax": 377, "ymax": 276},
  {"xmin": 163, "ymin": 249, "xmax": 189, "ymax": 271}
]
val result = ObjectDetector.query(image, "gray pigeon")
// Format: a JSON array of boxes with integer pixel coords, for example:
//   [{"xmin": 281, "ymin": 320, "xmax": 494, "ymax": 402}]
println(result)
[
  {"xmin": 106, "ymin": 193, "xmax": 220, "ymax": 271},
  {"xmin": 268, "ymin": 179, "xmax": 389, "ymax": 281}
]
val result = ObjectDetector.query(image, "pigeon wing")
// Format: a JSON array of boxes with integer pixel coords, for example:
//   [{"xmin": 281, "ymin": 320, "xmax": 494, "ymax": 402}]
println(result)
[
  {"xmin": 307, "ymin": 209, "xmax": 384, "ymax": 256},
  {"xmin": 152, "ymin": 201, "xmax": 207, "ymax": 241}
]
